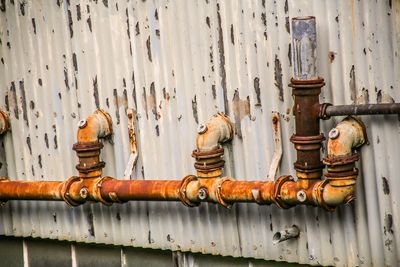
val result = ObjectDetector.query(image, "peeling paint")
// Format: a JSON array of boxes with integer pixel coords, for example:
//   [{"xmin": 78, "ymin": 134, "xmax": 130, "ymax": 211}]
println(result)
[{"xmin": 274, "ymin": 55, "xmax": 283, "ymax": 101}]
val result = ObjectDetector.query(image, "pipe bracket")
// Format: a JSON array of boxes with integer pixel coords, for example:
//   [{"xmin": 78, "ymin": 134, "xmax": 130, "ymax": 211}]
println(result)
[
  {"xmin": 61, "ymin": 176, "xmax": 84, "ymax": 206},
  {"xmin": 179, "ymin": 175, "xmax": 199, "ymax": 207},
  {"xmin": 214, "ymin": 176, "xmax": 234, "ymax": 209},
  {"xmin": 272, "ymin": 176, "xmax": 294, "ymax": 209},
  {"xmin": 94, "ymin": 176, "xmax": 115, "ymax": 205},
  {"xmin": 313, "ymin": 180, "xmax": 335, "ymax": 211}
]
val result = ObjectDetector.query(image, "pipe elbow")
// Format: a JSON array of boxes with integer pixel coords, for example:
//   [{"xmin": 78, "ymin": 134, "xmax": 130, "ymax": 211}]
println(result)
[
  {"xmin": 76, "ymin": 109, "xmax": 113, "ymax": 144},
  {"xmin": 322, "ymin": 182, "xmax": 355, "ymax": 207},
  {"xmin": 326, "ymin": 116, "xmax": 366, "ymax": 158},
  {"xmin": 195, "ymin": 112, "xmax": 234, "ymax": 152}
]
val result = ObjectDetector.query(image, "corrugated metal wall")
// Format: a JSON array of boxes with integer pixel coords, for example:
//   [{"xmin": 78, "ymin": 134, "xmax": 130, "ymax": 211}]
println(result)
[{"xmin": 0, "ymin": 0, "xmax": 399, "ymax": 266}]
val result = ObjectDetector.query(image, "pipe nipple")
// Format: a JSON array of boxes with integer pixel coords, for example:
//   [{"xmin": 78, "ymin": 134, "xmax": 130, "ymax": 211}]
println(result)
[{"xmin": 273, "ymin": 225, "xmax": 300, "ymax": 244}]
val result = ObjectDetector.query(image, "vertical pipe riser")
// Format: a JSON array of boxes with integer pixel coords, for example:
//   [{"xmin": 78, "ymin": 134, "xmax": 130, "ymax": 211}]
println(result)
[{"xmin": 290, "ymin": 17, "xmax": 325, "ymax": 179}]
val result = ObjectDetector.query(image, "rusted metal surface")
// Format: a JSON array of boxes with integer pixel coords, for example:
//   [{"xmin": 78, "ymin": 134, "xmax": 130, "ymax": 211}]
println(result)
[
  {"xmin": 0, "ymin": 180, "xmax": 63, "ymax": 201},
  {"xmin": 1, "ymin": 1, "xmax": 399, "ymax": 266},
  {"xmin": 320, "ymin": 103, "xmax": 400, "ymax": 119}
]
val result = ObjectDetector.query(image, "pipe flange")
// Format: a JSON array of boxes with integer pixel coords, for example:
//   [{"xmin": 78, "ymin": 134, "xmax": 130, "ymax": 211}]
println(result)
[
  {"xmin": 289, "ymin": 78, "xmax": 326, "ymax": 89},
  {"xmin": 194, "ymin": 160, "xmax": 226, "ymax": 171},
  {"xmin": 323, "ymin": 154, "xmax": 359, "ymax": 166},
  {"xmin": 61, "ymin": 176, "xmax": 84, "ymax": 206},
  {"xmin": 272, "ymin": 175, "xmax": 294, "ymax": 209},
  {"xmin": 215, "ymin": 176, "xmax": 234, "ymax": 209},
  {"xmin": 313, "ymin": 180, "xmax": 336, "ymax": 212},
  {"xmin": 192, "ymin": 147, "xmax": 224, "ymax": 159},
  {"xmin": 94, "ymin": 176, "xmax": 115, "ymax": 206},
  {"xmin": 178, "ymin": 175, "xmax": 199, "ymax": 207},
  {"xmin": 0, "ymin": 177, "xmax": 9, "ymax": 182}
]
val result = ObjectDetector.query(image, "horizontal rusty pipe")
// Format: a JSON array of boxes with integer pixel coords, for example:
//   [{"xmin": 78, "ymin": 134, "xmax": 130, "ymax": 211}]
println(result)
[
  {"xmin": 0, "ymin": 176, "xmax": 358, "ymax": 210},
  {"xmin": 0, "ymin": 179, "xmax": 63, "ymax": 201},
  {"xmin": 320, "ymin": 103, "xmax": 400, "ymax": 119}
]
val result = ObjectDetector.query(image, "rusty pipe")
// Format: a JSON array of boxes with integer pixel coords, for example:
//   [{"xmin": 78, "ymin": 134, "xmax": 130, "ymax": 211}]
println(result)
[
  {"xmin": 320, "ymin": 103, "xmax": 400, "ymax": 119},
  {"xmin": 0, "ymin": 174, "xmax": 365, "ymax": 210},
  {"xmin": 76, "ymin": 109, "xmax": 112, "ymax": 143},
  {"xmin": 0, "ymin": 179, "xmax": 63, "ymax": 201},
  {"xmin": 290, "ymin": 17, "xmax": 325, "ymax": 180},
  {"xmin": 73, "ymin": 109, "xmax": 113, "ymax": 178}
]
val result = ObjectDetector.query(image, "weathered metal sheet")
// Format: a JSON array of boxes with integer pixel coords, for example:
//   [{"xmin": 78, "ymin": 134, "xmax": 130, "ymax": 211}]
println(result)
[{"xmin": 0, "ymin": 0, "xmax": 399, "ymax": 266}]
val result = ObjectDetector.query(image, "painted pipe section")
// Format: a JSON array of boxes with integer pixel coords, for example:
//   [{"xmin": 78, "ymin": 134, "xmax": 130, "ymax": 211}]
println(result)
[
  {"xmin": 273, "ymin": 225, "xmax": 300, "ymax": 244},
  {"xmin": 195, "ymin": 112, "xmax": 234, "ymax": 152},
  {"xmin": 320, "ymin": 103, "xmax": 400, "ymax": 119},
  {"xmin": 326, "ymin": 117, "xmax": 366, "ymax": 158},
  {"xmin": 292, "ymin": 16, "xmax": 317, "ymax": 80},
  {"xmin": 72, "ymin": 109, "xmax": 113, "ymax": 178}
]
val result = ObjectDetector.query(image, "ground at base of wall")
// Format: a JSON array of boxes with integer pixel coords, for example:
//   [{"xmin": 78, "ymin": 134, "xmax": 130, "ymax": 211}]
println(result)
[{"xmin": 0, "ymin": 235, "xmax": 317, "ymax": 267}]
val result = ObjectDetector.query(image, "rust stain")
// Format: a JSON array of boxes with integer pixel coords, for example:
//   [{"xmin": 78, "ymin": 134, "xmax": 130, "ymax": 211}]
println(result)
[
  {"xmin": 146, "ymin": 36, "xmax": 152, "ymax": 62},
  {"xmin": 349, "ymin": 65, "xmax": 356, "ymax": 103},
  {"xmin": 254, "ymin": 77, "xmax": 261, "ymax": 106},
  {"xmin": 232, "ymin": 90, "xmax": 251, "ymax": 138},
  {"xmin": 382, "ymin": 177, "xmax": 390, "ymax": 195},
  {"xmin": 191, "ymin": 95, "xmax": 198, "ymax": 124}
]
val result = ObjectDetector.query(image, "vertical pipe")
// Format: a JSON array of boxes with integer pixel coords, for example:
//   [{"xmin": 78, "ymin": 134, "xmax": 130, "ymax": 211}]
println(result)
[
  {"xmin": 292, "ymin": 16, "xmax": 317, "ymax": 80},
  {"xmin": 290, "ymin": 17, "xmax": 325, "ymax": 180}
]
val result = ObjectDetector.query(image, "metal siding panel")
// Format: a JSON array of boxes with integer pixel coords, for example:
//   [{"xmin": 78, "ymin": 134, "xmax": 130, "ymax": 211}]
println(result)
[{"xmin": 0, "ymin": 0, "xmax": 399, "ymax": 266}]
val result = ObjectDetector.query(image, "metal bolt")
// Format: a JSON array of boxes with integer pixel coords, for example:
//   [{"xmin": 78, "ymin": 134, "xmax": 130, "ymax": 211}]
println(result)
[
  {"xmin": 198, "ymin": 188, "xmax": 208, "ymax": 200},
  {"xmin": 296, "ymin": 190, "xmax": 307, "ymax": 202},
  {"xmin": 78, "ymin": 119, "xmax": 87, "ymax": 129},
  {"xmin": 197, "ymin": 124, "xmax": 208, "ymax": 134},
  {"xmin": 79, "ymin": 187, "xmax": 88, "ymax": 199},
  {"xmin": 328, "ymin": 128, "xmax": 340, "ymax": 139}
]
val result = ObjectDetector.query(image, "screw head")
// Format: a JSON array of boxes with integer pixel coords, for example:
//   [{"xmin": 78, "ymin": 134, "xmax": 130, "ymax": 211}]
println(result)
[
  {"xmin": 78, "ymin": 119, "xmax": 87, "ymax": 129},
  {"xmin": 328, "ymin": 128, "xmax": 340, "ymax": 139},
  {"xmin": 79, "ymin": 187, "xmax": 88, "ymax": 199},
  {"xmin": 296, "ymin": 190, "xmax": 307, "ymax": 202},
  {"xmin": 197, "ymin": 124, "xmax": 208, "ymax": 134},
  {"xmin": 198, "ymin": 187, "xmax": 208, "ymax": 200}
]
